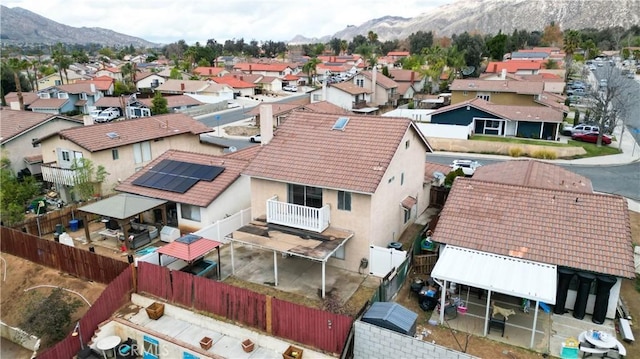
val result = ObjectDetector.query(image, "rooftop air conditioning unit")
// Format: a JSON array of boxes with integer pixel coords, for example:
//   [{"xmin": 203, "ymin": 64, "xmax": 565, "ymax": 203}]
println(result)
[{"xmin": 160, "ymin": 226, "xmax": 180, "ymax": 243}]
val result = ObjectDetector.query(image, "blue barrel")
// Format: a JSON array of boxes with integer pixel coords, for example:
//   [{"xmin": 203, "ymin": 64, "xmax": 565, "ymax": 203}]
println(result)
[{"xmin": 69, "ymin": 220, "xmax": 79, "ymax": 232}]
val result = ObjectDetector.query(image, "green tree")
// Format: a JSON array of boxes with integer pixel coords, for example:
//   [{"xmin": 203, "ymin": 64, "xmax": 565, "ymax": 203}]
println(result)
[
  {"xmin": 329, "ymin": 37, "xmax": 342, "ymax": 56},
  {"xmin": 70, "ymin": 158, "xmax": 109, "ymax": 201},
  {"xmin": 486, "ymin": 31, "xmax": 508, "ymax": 60},
  {"xmin": 452, "ymin": 32, "xmax": 486, "ymax": 77},
  {"xmin": 169, "ymin": 67, "xmax": 183, "ymax": 79},
  {"xmin": 151, "ymin": 91, "xmax": 169, "ymax": 115},
  {"xmin": 52, "ymin": 43, "xmax": 71, "ymax": 84},
  {"xmin": 20, "ymin": 288, "xmax": 82, "ymax": 347},
  {"xmin": 302, "ymin": 57, "xmax": 321, "ymax": 85},
  {"xmin": 408, "ymin": 31, "xmax": 434, "ymax": 55},
  {"xmin": 0, "ymin": 156, "xmax": 40, "ymax": 225},
  {"xmin": 563, "ymin": 30, "xmax": 581, "ymax": 81}
]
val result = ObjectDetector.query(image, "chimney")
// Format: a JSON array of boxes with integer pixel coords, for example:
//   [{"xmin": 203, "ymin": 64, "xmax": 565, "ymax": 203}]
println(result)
[
  {"xmin": 90, "ymin": 83, "xmax": 96, "ymax": 93},
  {"xmin": 501, "ymin": 69, "xmax": 507, "ymax": 80},
  {"xmin": 371, "ymin": 70, "xmax": 377, "ymax": 102},
  {"xmin": 180, "ymin": 83, "xmax": 185, "ymax": 91},
  {"xmin": 259, "ymin": 105, "xmax": 274, "ymax": 145},
  {"xmin": 240, "ymin": 76, "xmax": 243, "ymax": 81},
  {"xmin": 249, "ymin": 65, "xmax": 252, "ymax": 74},
  {"xmin": 493, "ymin": 64, "xmax": 497, "ymax": 73},
  {"xmin": 410, "ymin": 71, "xmax": 415, "ymax": 84}
]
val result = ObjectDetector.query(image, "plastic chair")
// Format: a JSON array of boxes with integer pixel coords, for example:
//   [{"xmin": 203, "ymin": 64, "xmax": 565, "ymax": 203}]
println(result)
[{"xmin": 560, "ymin": 337, "xmax": 579, "ymax": 359}]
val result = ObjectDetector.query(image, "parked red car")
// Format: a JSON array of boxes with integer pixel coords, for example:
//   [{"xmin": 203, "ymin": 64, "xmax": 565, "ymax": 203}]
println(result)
[{"xmin": 571, "ymin": 132, "xmax": 612, "ymax": 145}]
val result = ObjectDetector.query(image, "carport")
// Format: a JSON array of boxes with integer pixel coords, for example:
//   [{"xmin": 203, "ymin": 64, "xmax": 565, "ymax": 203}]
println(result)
[
  {"xmin": 431, "ymin": 245, "xmax": 557, "ymax": 348},
  {"xmin": 225, "ymin": 224, "xmax": 353, "ymax": 298},
  {"xmin": 77, "ymin": 194, "xmax": 167, "ymax": 249}
]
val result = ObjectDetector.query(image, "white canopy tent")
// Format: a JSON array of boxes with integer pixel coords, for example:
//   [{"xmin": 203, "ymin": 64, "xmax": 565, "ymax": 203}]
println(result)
[{"xmin": 431, "ymin": 245, "xmax": 557, "ymax": 348}]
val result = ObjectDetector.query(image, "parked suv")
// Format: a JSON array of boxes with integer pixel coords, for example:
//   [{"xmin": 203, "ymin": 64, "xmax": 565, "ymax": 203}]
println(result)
[
  {"xmin": 95, "ymin": 107, "xmax": 120, "ymax": 123},
  {"xmin": 450, "ymin": 160, "xmax": 481, "ymax": 177},
  {"xmin": 563, "ymin": 124, "xmax": 600, "ymax": 136}
]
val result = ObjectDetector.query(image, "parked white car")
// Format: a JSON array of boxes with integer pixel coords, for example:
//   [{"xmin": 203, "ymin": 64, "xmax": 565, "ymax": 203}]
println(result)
[
  {"xmin": 283, "ymin": 85, "xmax": 298, "ymax": 92},
  {"xmin": 95, "ymin": 108, "xmax": 120, "ymax": 123},
  {"xmin": 450, "ymin": 160, "xmax": 481, "ymax": 176},
  {"xmin": 249, "ymin": 134, "xmax": 261, "ymax": 143}
]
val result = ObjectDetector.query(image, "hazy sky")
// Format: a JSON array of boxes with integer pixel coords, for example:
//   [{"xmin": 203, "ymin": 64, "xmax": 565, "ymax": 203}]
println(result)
[{"xmin": 4, "ymin": 0, "xmax": 453, "ymax": 45}]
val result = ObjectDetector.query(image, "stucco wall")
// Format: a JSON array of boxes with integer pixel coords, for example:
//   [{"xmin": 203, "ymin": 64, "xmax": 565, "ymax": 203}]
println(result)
[
  {"xmin": 451, "ymin": 91, "xmax": 540, "ymax": 106},
  {"xmin": 354, "ymin": 321, "xmax": 478, "ymax": 359}
]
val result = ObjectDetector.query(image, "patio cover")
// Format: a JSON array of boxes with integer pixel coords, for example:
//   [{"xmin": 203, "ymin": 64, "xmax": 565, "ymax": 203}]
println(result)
[
  {"xmin": 158, "ymin": 234, "xmax": 221, "ymax": 262},
  {"xmin": 431, "ymin": 245, "xmax": 557, "ymax": 304},
  {"xmin": 78, "ymin": 194, "xmax": 166, "ymax": 219}
]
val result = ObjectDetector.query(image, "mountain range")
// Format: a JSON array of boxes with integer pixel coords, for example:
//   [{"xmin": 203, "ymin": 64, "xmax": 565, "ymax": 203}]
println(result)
[{"xmin": 1, "ymin": 0, "xmax": 639, "ymax": 48}]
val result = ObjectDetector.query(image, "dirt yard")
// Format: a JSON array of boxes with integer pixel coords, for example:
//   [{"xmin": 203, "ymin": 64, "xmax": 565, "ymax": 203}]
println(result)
[{"xmin": 1, "ymin": 211, "xmax": 639, "ymax": 358}]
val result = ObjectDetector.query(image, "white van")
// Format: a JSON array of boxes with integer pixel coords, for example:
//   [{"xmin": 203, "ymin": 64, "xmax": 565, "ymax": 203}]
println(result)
[{"xmin": 95, "ymin": 108, "xmax": 120, "ymax": 123}]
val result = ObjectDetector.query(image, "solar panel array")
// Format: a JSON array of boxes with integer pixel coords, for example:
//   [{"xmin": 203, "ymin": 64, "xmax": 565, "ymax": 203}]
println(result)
[{"xmin": 132, "ymin": 159, "xmax": 225, "ymax": 193}]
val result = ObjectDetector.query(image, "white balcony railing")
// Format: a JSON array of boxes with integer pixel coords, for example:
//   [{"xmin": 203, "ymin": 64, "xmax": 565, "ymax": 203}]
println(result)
[
  {"xmin": 40, "ymin": 163, "xmax": 78, "ymax": 186},
  {"xmin": 266, "ymin": 196, "xmax": 330, "ymax": 233}
]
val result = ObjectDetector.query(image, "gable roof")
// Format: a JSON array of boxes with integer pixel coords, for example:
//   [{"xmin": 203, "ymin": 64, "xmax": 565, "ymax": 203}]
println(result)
[
  {"xmin": 431, "ymin": 98, "xmax": 564, "ymax": 122},
  {"xmin": 139, "ymin": 95, "xmax": 202, "ymax": 108},
  {"xmin": 388, "ymin": 69, "xmax": 423, "ymax": 82},
  {"xmin": 4, "ymin": 92, "xmax": 39, "ymax": 106},
  {"xmin": 56, "ymin": 83, "xmax": 99, "ymax": 95},
  {"xmin": 246, "ymin": 101, "xmax": 350, "ymax": 117},
  {"xmin": 116, "ymin": 149, "xmax": 250, "ymax": 207},
  {"xmin": 0, "ymin": 109, "xmax": 80, "ymax": 145},
  {"xmin": 50, "ymin": 113, "xmax": 211, "ymax": 152},
  {"xmin": 193, "ymin": 67, "xmax": 226, "ymax": 77},
  {"xmin": 28, "ymin": 98, "xmax": 69, "ymax": 110},
  {"xmin": 359, "ymin": 71, "xmax": 399, "ymax": 89},
  {"xmin": 485, "ymin": 60, "xmax": 543, "ymax": 73},
  {"xmin": 155, "ymin": 79, "xmax": 211, "ymax": 93},
  {"xmin": 432, "ymin": 178, "xmax": 635, "ymax": 278},
  {"xmin": 243, "ymin": 112, "xmax": 431, "ymax": 194},
  {"xmin": 233, "ymin": 63, "xmax": 291, "ymax": 72},
  {"xmin": 75, "ymin": 76, "xmax": 114, "ymax": 91},
  {"xmin": 424, "ymin": 161, "xmax": 451, "ymax": 182},
  {"xmin": 330, "ymin": 81, "xmax": 372, "ymax": 95},
  {"xmin": 450, "ymin": 79, "xmax": 545, "ymax": 95},
  {"xmin": 212, "ymin": 76, "xmax": 256, "ymax": 89},
  {"xmin": 472, "ymin": 160, "xmax": 593, "ymax": 193}
]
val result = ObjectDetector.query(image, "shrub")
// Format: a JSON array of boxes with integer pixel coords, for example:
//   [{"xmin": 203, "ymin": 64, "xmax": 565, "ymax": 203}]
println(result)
[
  {"xmin": 531, "ymin": 149, "xmax": 557, "ymax": 159},
  {"xmin": 508, "ymin": 147, "xmax": 525, "ymax": 157}
]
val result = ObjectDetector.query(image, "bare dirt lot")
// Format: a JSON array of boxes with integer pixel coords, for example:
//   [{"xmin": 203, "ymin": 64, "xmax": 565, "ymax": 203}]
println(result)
[{"xmin": 1, "ymin": 211, "xmax": 639, "ymax": 358}]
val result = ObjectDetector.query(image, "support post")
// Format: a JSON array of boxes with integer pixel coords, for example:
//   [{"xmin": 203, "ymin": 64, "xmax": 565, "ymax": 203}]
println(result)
[
  {"xmin": 273, "ymin": 251, "xmax": 278, "ymax": 286},
  {"xmin": 483, "ymin": 290, "xmax": 492, "ymax": 336},
  {"xmin": 530, "ymin": 300, "xmax": 540, "ymax": 348},
  {"xmin": 230, "ymin": 241, "xmax": 235, "ymax": 275},
  {"xmin": 439, "ymin": 280, "xmax": 447, "ymax": 324},
  {"xmin": 322, "ymin": 261, "xmax": 326, "ymax": 298}
]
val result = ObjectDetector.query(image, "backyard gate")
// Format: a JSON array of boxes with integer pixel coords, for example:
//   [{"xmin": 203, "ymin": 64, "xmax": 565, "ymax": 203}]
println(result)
[{"xmin": 369, "ymin": 245, "xmax": 407, "ymax": 277}]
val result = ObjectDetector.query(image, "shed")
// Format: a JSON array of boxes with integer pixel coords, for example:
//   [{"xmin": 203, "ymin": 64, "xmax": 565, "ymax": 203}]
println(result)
[{"xmin": 361, "ymin": 302, "xmax": 418, "ymax": 336}]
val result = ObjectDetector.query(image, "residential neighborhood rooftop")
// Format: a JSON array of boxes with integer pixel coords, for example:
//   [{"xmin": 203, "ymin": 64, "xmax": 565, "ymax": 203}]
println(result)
[
  {"xmin": 0, "ymin": 109, "xmax": 80, "ymax": 144},
  {"xmin": 450, "ymin": 79, "xmax": 545, "ymax": 95}
]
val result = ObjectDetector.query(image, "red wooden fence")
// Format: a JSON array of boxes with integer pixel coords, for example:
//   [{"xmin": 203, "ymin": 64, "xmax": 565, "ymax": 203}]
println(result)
[
  {"xmin": 272, "ymin": 298, "xmax": 353, "ymax": 354},
  {"xmin": 170, "ymin": 270, "xmax": 193, "ymax": 307},
  {"xmin": 137, "ymin": 261, "xmax": 172, "ymax": 300}
]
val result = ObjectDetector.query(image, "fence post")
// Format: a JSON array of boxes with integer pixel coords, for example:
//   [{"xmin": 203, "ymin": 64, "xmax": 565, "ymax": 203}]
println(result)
[{"xmin": 36, "ymin": 216, "xmax": 42, "ymax": 237}]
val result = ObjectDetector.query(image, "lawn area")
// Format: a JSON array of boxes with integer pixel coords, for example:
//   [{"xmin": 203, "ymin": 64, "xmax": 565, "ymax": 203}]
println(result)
[{"xmin": 470, "ymin": 135, "xmax": 621, "ymax": 158}]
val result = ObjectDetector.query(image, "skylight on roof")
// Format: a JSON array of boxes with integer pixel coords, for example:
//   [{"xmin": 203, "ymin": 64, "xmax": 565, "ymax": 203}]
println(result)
[
  {"xmin": 332, "ymin": 117, "xmax": 350, "ymax": 131},
  {"xmin": 106, "ymin": 132, "xmax": 119, "ymax": 139}
]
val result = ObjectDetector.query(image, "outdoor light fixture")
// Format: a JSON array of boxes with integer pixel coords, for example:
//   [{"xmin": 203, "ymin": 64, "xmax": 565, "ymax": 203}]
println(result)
[{"xmin": 72, "ymin": 321, "xmax": 84, "ymax": 349}]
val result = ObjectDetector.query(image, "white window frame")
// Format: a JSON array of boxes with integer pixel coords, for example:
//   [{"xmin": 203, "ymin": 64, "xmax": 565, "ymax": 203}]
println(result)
[
  {"xmin": 57, "ymin": 92, "xmax": 69, "ymax": 99},
  {"xmin": 181, "ymin": 203, "xmax": 201, "ymax": 222},
  {"xmin": 337, "ymin": 191, "xmax": 351, "ymax": 211},
  {"xmin": 61, "ymin": 150, "xmax": 70, "ymax": 162},
  {"xmin": 79, "ymin": 93, "xmax": 87, "ymax": 100},
  {"xmin": 133, "ymin": 141, "xmax": 152, "ymax": 164}
]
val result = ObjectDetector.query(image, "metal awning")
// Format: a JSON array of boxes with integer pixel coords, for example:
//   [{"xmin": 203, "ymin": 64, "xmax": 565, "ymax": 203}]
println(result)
[
  {"xmin": 351, "ymin": 107, "xmax": 378, "ymax": 113},
  {"xmin": 78, "ymin": 194, "xmax": 166, "ymax": 220},
  {"xmin": 432, "ymin": 245, "xmax": 557, "ymax": 304}
]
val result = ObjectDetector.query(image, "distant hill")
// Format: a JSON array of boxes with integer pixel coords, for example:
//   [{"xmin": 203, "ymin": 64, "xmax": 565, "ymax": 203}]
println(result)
[
  {"xmin": 290, "ymin": 0, "xmax": 640, "ymax": 44},
  {"xmin": 0, "ymin": 6, "xmax": 159, "ymax": 48}
]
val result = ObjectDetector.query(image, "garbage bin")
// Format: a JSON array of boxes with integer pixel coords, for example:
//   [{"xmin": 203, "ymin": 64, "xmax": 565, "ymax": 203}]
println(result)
[
  {"xmin": 55, "ymin": 223, "xmax": 64, "ymax": 234},
  {"xmin": 69, "ymin": 219, "xmax": 79, "ymax": 232},
  {"xmin": 388, "ymin": 242, "xmax": 403, "ymax": 250}
]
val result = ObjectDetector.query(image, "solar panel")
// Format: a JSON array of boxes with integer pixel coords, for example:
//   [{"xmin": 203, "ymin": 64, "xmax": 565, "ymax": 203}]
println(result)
[{"xmin": 132, "ymin": 159, "xmax": 225, "ymax": 193}]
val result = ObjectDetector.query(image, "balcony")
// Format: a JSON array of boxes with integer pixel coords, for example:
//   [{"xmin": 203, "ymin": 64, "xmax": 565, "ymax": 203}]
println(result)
[
  {"xmin": 40, "ymin": 162, "xmax": 78, "ymax": 186},
  {"xmin": 352, "ymin": 100, "xmax": 368, "ymax": 109},
  {"xmin": 266, "ymin": 196, "xmax": 330, "ymax": 233}
]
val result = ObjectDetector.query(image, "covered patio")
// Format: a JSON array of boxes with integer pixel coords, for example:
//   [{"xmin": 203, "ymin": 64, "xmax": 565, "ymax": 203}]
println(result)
[{"xmin": 225, "ymin": 222, "xmax": 354, "ymax": 298}]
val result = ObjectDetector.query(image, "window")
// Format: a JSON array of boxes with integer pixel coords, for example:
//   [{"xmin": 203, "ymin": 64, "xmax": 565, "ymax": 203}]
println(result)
[
  {"xmin": 181, "ymin": 203, "xmax": 201, "ymax": 222},
  {"xmin": 133, "ymin": 141, "xmax": 151, "ymax": 164},
  {"xmin": 79, "ymin": 93, "xmax": 87, "ymax": 100},
  {"xmin": 403, "ymin": 208, "xmax": 411, "ymax": 223},
  {"xmin": 287, "ymin": 184, "xmax": 323, "ymax": 208},
  {"xmin": 312, "ymin": 94, "xmax": 321, "ymax": 101},
  {"xmin": 54, "ymin": 80, "xmax": 61, "ymax": 86},
  {"xmin": 476, "ymin": 93, "xmax": 490, "ymax": 101},
  {"xmin": 57, "ymin": 93, "xmax": 69, "ymax": 99},
  {"xmin": 112, "ymin": 149, "xmax": 119, "ymax": 160},
  {"xmin": 405, "ymin": 140, "xmax": 410, "ymax": 149},
  {"xmin": 388, "ymin": 176, "xmax": 395, "ymax": 184},
  {"xmin": 356, "ymin": 79, "xmax": 364, "ymax": 87},
  {"xmin": 463, "ymin": 91, "xmax": 468, "ymax": 96},
  {"xmin": 61, "ymin": 150, "xmax": 70, "ymax": 162},
  {"xmin": 338, "ymin": 191, "xmax": 351, "ymax": 211},
  {"xmin": 401, "ymin": 172, "xmax": 404, "ymax": 185},
  {"xmin": 486, "ymin": 120, "xmax": 501, "ymax": 129}
]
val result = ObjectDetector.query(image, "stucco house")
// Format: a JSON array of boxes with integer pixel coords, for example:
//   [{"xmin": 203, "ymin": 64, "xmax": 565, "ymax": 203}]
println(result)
[
  {"xmin": 353, "ymin": 70, "xmax": 400, "ymax": 108},
  {"xmin": 154, "ymin": 79, "xmax": 233, "ymax": 100},
  {"xmin": 38, "ymin": 114, "xmax": 220, "ymax": 203},
  {"xmin": 430, "ymin": 162, "xmax": 634, "ymax": 344},
  {"xmin": 115, "ymin": 148, "xmax": 256, "ymax": 234},
  {"xmin": 246, "ymin": 101, "xmax": 351, "ymax": 127},
  {"xmin": 36, "ymin": 72, "xmax": 90, "ymax": 89},
  {"xmin": 449, "ymin": 79, "xmax": 548, "ymax": 106},
  {"xmin": 0, "ymin": 109, "xmax": 83, "ymax": 177},
  {"xmin": 193, "ymin": 66, "xmax": 229, "ymax": 78},
  {"xmin": 309, "ymin": 82, "xmax": 373, "ymax": 113},
  {"xmin": 134, "ymin": 72, "xmax": 166, "ymax": 92},
  {"xmin": 4, "ymin": 92, "xmax": 40, "ymax": 111},
  {"xmin": 388, "ymin": 69, "xmax": 426, "ymax": 101},
  {"xmin": 232, "ymin": 63, "xmax": 294, "ymax": 77},
  {"xmin": 211, "ymin": 75, "xmax": 256, "ymax": 97},
  {"xmin": 232, "ymin": 108, "xmax": 434, "ymax": 280},
  {"xmin": 75, "ymin": 76, "xmax": 115, "ymax": 97},
  {"xmin": 429, "ymin": 97, "xmax": 563, "ymax": 139},
  {"xmin": 95, "ymin": 67, "xmax": 123, "ymax": 82}
]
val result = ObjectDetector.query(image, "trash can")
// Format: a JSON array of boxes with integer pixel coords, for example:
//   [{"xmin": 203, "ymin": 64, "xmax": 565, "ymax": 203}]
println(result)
[
  {"xmin": 69, "ymin": 219, "xmax": 79, "ymax": 232},
  {"xmin": 388, "ymin": 242, "xmax": 403, "ymax": 250},
  {"xmin": 55, "ymin": 223, "xmax": 64, "ymax": 234}
]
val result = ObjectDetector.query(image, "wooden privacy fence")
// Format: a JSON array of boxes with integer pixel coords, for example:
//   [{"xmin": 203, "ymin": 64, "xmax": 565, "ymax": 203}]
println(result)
[
  {"xmin": 137, "ymin": 262, "xmax": 351, "ymax": 354},
  {"xmin": 37, "ymin": 267, "xmax": 133, "ymax": 359},
  {"xmin": 0, "ymin": 227, "xmax": 129, "ymax": 283},
  {"xmin": 11, "ymin": 200, "xmax": 102, "ymax": 236}
]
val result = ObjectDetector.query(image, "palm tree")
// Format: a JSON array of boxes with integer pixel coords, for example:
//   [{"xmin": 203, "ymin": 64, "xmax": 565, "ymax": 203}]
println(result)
[
  {"xmin": 52, "ymin": 43, "xmax": 71, "ymax": 84},
  {"xmin": 446, "ymin": 46, "xmax": 466, "ymax": 80},
  {"xmin": 340, "ymin": 40, "xmax": 348, "ymax": 55},
  {"xmin": 367, "ymin": 31, "xmax": 379, "ymax": 44},
  {"xmin": 563, "ymin": 30, "xmax": 581, "ymax": 81},
  {"xmin": 7, "ymin": 58, "xmax": 28, "ymax": 109},
  {"xmin": 303, "ymin": 57, "xmax": 321, "ymax": 85}
]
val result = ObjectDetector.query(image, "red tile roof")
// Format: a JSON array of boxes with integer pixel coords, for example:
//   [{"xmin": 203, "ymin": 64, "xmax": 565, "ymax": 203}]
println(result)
[
  {"xmin": 243, "ymin": 112, "xmax": 430, "ymax": 193},
  {"xmin": 472, "ymin": 160, "xmax": 593, "ymax": 193},
  {"xmin": 74, "ymin": 77, "xmax": 113, "ymax": 91},
  {"xmin": 224, "ymin": 145, "xmax": 262, "ymax": 161},
  {"xmin": 193, "ymin": 67, "xmax": 226, "ymax": 76},
  {"xmin": 388, "ymin": 69, "xmax": 423, "ymax": 82},
  {"xmin": 4, "ymin": 92, "xmax": 39, "ymax": 106},
  {"xmin": 282, "ymin": 74, "xmax": 300, "ymax": 81},
  {"xmin": 432, "ymin": 178, "xmax": 635, "ymax": 278},
  {"xmin": 485, "ymin": 60, "xmax": 544, "ymax": 73},
  {"xmin": 431, "ymin": 98, "xmax": 564, "ymax": 122},
  {"xmin": 212, "ymin": 76, "xmax": 256, "ymax": 89},
  {"xmin": 330, "ymin": 81, "xmax": 372, "ymax": 95},
  {"xmin": 424, "ymin": 161, "xmax": 451, "ymax": 182},
  {"xmin": 387, "ymin": 51, "xmax": 410, "ymax": 57},
  {"xmin": 56, "ymin": 114, "xmax": 211, "ymax": 152},
  {"xmin": 246, "ymin": 101, "xmax": 350, "ymax": 117},
  {"xmin": 117, "ymin": 149, "xmax": 250, "ymax": 207},
  {"xmin": 157, "ymin": 235, "xmax": 221, "ymax": 261},
  {"xmin": 359, "ymin": 70, "xmax": 399, "ymax": 90},
  {"xmin": 233, "ymin": 63, "xmax": 292, "ymax": 72},
  {"xmin": 0, "ymin": 109, "xmax": 80, "ymax": 144},
  {"xmin": 28, "ymin": 98, "xmax": 69, "ymax": 110}
]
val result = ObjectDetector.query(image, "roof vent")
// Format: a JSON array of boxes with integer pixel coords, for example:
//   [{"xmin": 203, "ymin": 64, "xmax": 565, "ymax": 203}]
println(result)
[
  {"xmin": 332, "ymin": 117, "xmax": 349, "ymax": 131},
  {"xmin": 106, "ymin": 132, "xmax": 119, "ymax": 139}
]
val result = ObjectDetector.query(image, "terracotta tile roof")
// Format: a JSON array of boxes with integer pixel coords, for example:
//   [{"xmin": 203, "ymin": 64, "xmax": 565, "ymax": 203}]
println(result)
[
  {"xmin": 395, "ymin": 82, "xmax": 414, "ymax": 96},
  {"xmin": 193, "ymin": 67, "xmax": 226, "ymax": 76},
  {"xmin": 431, "ymin": 98, "xmax": 564, "ymax": 122},
  {"xmin": 401, "ymin": 196, "xmax": 417, "ymax": 209},
  {"xmin": 4, "ymin": 92, "xmax": 39, "ymax": 106},
  {"xmin": 330, "ymin": 81, "xmax": 372, "ymax": 95},
  {"xmin": 359, "ymin": 70, "xmax": 399, "ymax": 89},
  {"xmin": 246, "ymin": 101, "xmax": 350, "ymax": 117},
  {"xmin": 57, "ymin": 83, "xmax": 99, "ymax": 95},
  {"xmin": 134, "ymin": 71, "xmax": 159, "ymax": 81},
  {"xmin": 75, "ymin": 77, "xmax": 113, "ymax": 91},
  {"xmin": 29, "ymin": 98, "xmax": 69, "ymax": 109},
  {"xmin": 301, "ymin": 101, "xmax": 351, "ymax": 115},
  {"xmin": 424, "ymin": 161, "xmax": 451, "ymax": 182},
  {"xmin": 224, "ymin": 144, "xmax": 262, "ymax": 161},
  {"xmin": 233, "ymin": 63, "xmax": 291, "ymax": 72},
  {"xmin": 0, "ymin": 109, "xmax": 79, "ymax": 144},
  {"xmin": 317, "ymin": 63, "xmax": 350, "ymax": 72},
  {"xmin": 256, "ymin": 76, "xmax": 279, "ymax": 84},
  {"xmin": 388, "ymin": 69, "xmax": 423, "ymax": 82},
  {"xmin": 432, "ymin": 178, "xmax": 635, "ymax": 278},
  {"xmin": 24, "ymin": 154, "xmax": 43, "ymax": 164},
  {"xmin": 387, "ymin": 51, "xmax": 410, "ymax": 57},
  {"xmin": 56, "ymin": 113, "xmax": 211, "ymax": 152},
  {"xmin": 243, "ymin": 112, "xmax": 429, "ymax": 193},
  {"xmin": 139, "ymin": 95, "xmax": 202, "ymax": 108},
  {"xmin": 226, "ymin": 72, "xmax": 263, "ymax": 83},
  {"xmin": 282, "ymin": 74, "xmax": 299, "ymax": 81},
  {"xmin": 473, "ymin": 160, "xmax": 593, "ymax": 193},
  {"xmin": 537, "ymin": 92, "xmax": 570, "ymax": 113},
  {"xmin": 212, "ymin": 76, "xmax": 256, "ymax": 89},
  {"xmin": 450, "ymin": 79, "xmax": 544, "ymax": 95},
  {"xmin": 246, "ymin": 103, "xmax": 298, "ymax": 116},
  {"xmin": 485, "ymin": 60, "xmax": 544, "ymax": 73},
  {"xmin": 155, "ymin": 79, "xmax": 211, "ymax": 93},
  {"xmin": 94, "ymin": 97, "xmax": 123, "ymax": 108},
  {"xmin": 116, "ymin": 149, "xmax": 250, "ymax": 207}
]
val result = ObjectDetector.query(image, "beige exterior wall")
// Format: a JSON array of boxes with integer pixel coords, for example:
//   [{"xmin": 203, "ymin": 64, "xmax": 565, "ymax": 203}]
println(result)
[
  {"xmin": 2, "ymin": 118, "xmax": 82, "ymax": 175},
  {"xmin": 451, "ymin": 91, "xmax": 541, "ymax": 106},
  {"xmin": 41, "ymin": 134, "xmax": 224, "ymax": 195}
]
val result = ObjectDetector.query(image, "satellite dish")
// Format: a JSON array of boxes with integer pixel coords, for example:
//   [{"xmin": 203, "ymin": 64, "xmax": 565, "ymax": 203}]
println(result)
[
  {"xmin": 228, "ymin": 146, "xmax": 237, "ymax": 152},
  {"xmin": 462, "ymin": 66, "xmax": 475, "ymax": 76}
]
